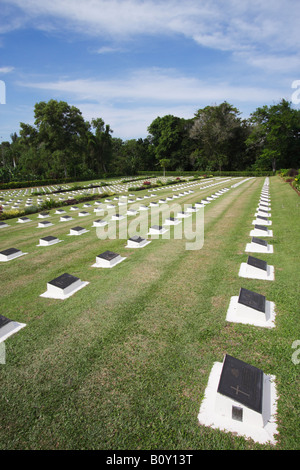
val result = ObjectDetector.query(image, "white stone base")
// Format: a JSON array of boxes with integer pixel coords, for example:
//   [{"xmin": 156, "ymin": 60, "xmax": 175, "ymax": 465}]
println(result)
[
  {"xmin": 0, "ymin": 321, "xmax": 26, "ymax": 343},
  {"xmin": 40, "ymin": 279, "xmax": 89, "ymax": 299},
  {"xmin": 125, "ymin": 238, "xmax": 151, "ymax": 248},
  {"xmin": 38, "ymin": 222, "xmax": 53, "ymax": 228},
  {"xmin": 238, "ymin": 263, "xmax": 275, "ymax": 281},
  {"xmin": 37, "ymin": 238, "xmax": 62, "ymax": 247},
  {"xmin": 126, "ymin": 210, "xmax": 138, "ymax": 216},
  {"xmin": 226, "ymin": 296, "xmax": 276, "ymax": 328},
  {"xmin": 197, "ymin": 362, "xmax": 278, "ymax": 445},
  {"xmin": 68, "ymin": 228, "xmax": 89, "ymax": 236},
  {"xmin": 252, "ymin": 219, "xmax": 272, "ymax": 226},
  {"xmin": 148, "ymin": 227, "xmax": 169, "ymax": 235},
  {"xmin": 176, "ymin": 212, "xmax": 191, "ymax": 218},
  {"xmin": 163, "ymin": 218, "xmax": 181, "ymax": 225},
  {"xmin": 250, "ymin": 228, "xmax": 273, "ymax": 237},
  {"xmin": 245, "ymin": 242, "xmax": 273, "ymax": 254},
  {"xmin": 255, "ymin": 211, "xmax": 271, "ymax": 218},
  {"xmin": 92, "ymin": 220, "xmax": 108, "ymax": 227},
  {"xmin": 0, "ymin": 250, "xmax": 27, "ymax": 262},
  {"xmin": 92, "ymin": 255, "xmax": 126, "ymax": 268}
]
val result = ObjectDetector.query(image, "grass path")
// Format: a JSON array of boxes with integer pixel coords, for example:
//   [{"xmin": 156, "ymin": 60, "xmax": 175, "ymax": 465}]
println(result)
[{"xmin": 0, "ymin": 176, "xmax": 299, "ymax": 450}]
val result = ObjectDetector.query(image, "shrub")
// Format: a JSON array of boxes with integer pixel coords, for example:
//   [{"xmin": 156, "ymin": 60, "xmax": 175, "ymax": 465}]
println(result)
[
  {"xmin": 24, "ymin": 205, "xmax": 39, "ymax": 214},
  {"xmin": 0, "ymin": 209, "xmax": 25, "ymax": 220}
]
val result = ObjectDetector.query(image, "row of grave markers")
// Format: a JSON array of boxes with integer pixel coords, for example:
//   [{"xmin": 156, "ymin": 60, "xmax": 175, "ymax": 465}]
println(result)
[
  {"xmin": 198, "ymin": 178, "xmax": 278, "ymax": 445},
  {"xmin": 0, "ymin": 179, "xmax": 240, "ymax": 334},
  {"xmin": 1, "ymin": 176, "xmax": 279, "ymax": 445}
]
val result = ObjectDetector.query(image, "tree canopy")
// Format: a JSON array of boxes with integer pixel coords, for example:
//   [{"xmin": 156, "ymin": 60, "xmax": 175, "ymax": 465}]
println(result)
[{"xmin": 1, "ymin": 98, "xmax": 299, "ymax": 183}]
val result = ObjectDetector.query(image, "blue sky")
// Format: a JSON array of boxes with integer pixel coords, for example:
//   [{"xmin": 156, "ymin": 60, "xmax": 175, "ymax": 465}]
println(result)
[{"xmin": 0, "ymin": 0, "xmax": 299, "ymax": 143}]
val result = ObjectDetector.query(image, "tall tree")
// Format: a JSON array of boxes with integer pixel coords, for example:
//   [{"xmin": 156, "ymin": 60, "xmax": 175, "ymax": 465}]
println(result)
[
  {"xmin": 30, "ymin": 99, "xmax": 88, "ymax": 177},
  {"xmin": 147, "ymin": 115, "xmax": 193, "ymax": 170},
  {"xmin": 246, "ymin": 99, "xmax": 300, "ymax": 172},
  {"xmin": 87, "ymin": 118, "xmax": 113, "ymax": 174},
  {"xmin": 190, "ymin": 102, "xmax": 246, "ymax": 171}
]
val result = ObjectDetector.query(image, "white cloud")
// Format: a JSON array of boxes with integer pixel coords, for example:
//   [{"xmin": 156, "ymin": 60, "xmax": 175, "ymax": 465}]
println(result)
[
  {"xmin": 19, "ymin": 68, "xmax": 283, "ymax": 104},
  {"xmin": 3, "ymin": 0, "xmax": 300, "ymax": 54},
  {"xmin": 17, "ymin": 67, "xmax": 286, "ymax": 138},
  {"xmin": 95, "ymin": 46, "xmax": 125, "ymax": 54},
  {"xmin": 0, "ymin": 66, "xmax": 15, "ymax": 74}
]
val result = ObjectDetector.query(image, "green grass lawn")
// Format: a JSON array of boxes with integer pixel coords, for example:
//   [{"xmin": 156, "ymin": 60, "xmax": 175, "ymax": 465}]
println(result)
[{"xmin": 0, "ymin": 176, "xmax": 299, "ymax": 450}]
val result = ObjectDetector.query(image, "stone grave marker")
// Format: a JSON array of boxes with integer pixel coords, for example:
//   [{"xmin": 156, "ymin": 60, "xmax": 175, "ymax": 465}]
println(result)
[
  {"xmin": 0, "ymin": 314, "xmax": 26, "ymax": 343},
  {"xmin": 226, "ymin": 287, "xmax": 276, "ymax": 328},
  {"xmin": 38, "ymin": 212, "xmax": 50, "ymax": 218},
  {"xmin": 37, "ymin": 236, "xmax": 62, "ymax": 246},
  {"xmin": 38, "ymin": 220, "xmax": 53, "ymax": 228},
  {"xmin": 60, "ymin": 215, "xmax": 73, "ymax": 222},
  {"xmin": 126, "ymin": 235, "xmax": 151, "ymax": 248},
  {"xmin": 92, "ymin": 250, "xmax": 126, "ymax": 268},
  {"xmin": 68, "ymin": 226, "xmax": 89, "ymax": 236},
  {"xmin": 148, "ymin": 225, "xmax": 168, "ymax": 235},
  {"xmin": 197, "ymin": 354, "xmax": 278, "ymax": 444},
  {"xmin": 250, "ymin": 224, "xmax": 273, "ymax": 237},
  {"xmin": 163, "ymin": 217, "xmax": 181, "ymax": 225},
  {"xmin": 0, "ymin": 248, "xmax": 27, "ymax": 262},
  {"xmin": 40, "ymin": 272, "xmax": 89, "ymax": 299},
  {"xmin": 17, "ymin": 217, "xmax": 30, "ymax": 223},
  {"xmin": 245, "ymin": 237, "xmax": 273, "ymax": 254},
  {"xmin": 238, "ymin": 256, "xmax": 274, "ymax": 280}
]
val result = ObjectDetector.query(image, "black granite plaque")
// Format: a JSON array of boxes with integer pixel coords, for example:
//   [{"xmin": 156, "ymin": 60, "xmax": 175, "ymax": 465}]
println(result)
[
  {"xmin": 247, "ymin": 256, "xmax": 267, "ymax": 271},
  {"xmin": 39, "ymin": 221, "xmax": 51, "ymax": 225},
  {"xmin": 217, "ymin": 354, "xmax": 263, "ymax": 413},
  {"xmin": 49, "ymin": 273, "xmax": 79, "ymax": 289},
  {"xmin": 254, "ymin": 224, "xmax": 268, "ymax": 232},
  {"xmin": 0, "ymin": 222, "xmax": 8, "ymax": 226},
  {"xmin": 0, "ymin": 315, "xmax": 12, "ymax": 329},
  {"xmin": 40, "ymin": 212, "xmax": 49, "ymax": 216},
  {"xmin": 232, "ymin": 405, "xmax": 243, "ymax": 422},
  {"xmin": 251, "ymin": 237, "xmax": 268, "ymax": 247},
  {"xmin": 257, "ymin": 216, "xmax": 268, "ymax": 221},
  {"xmin": 20, "ymin": 217, "xmax": 29, "ymax": 221},
  {"xmin": 258, "ymin": 209, "xmax": 268, "ymax": 213},
  {"xmin": 238, "ymin": 287, "xmax": 266, "ymax": 313},
  {"xmin": 129, "ymin": 236, "xmax": 144, "ymax": 243},
  {"xmin": 41, "ymin": 236, "xmax": 57, "ymax": 242},
  {"xmin": 98, "ymin": 250, "xmax": 119, "ymax": 261},
  {"xmin": 0, "ymin": 248, "xmax": 20, "ymax": 256},
  {"xmin": 151, "ymin": 225, "xmax": 162, "ymax": 230},
  {"xmin": 71, "ymin": 226, "xmax": 84, "ymax": 231}
]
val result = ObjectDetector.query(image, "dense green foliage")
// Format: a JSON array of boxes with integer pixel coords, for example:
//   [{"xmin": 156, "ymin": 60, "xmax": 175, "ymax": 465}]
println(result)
[{"xmin": 1, "ymin": 98, "xmax": 299, "ymax": 183}]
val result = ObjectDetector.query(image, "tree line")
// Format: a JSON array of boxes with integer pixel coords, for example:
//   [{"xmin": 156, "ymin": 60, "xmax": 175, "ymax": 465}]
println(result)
[{"xmin": 1, "ymin": 98, "xmax": 299, "ymax": 183}]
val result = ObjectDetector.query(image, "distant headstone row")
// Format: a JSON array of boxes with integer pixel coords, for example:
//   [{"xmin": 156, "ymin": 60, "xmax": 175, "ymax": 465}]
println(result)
[{"xmin": 198, "ymin": 177, "xmax": 278, "ymax": 445}]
